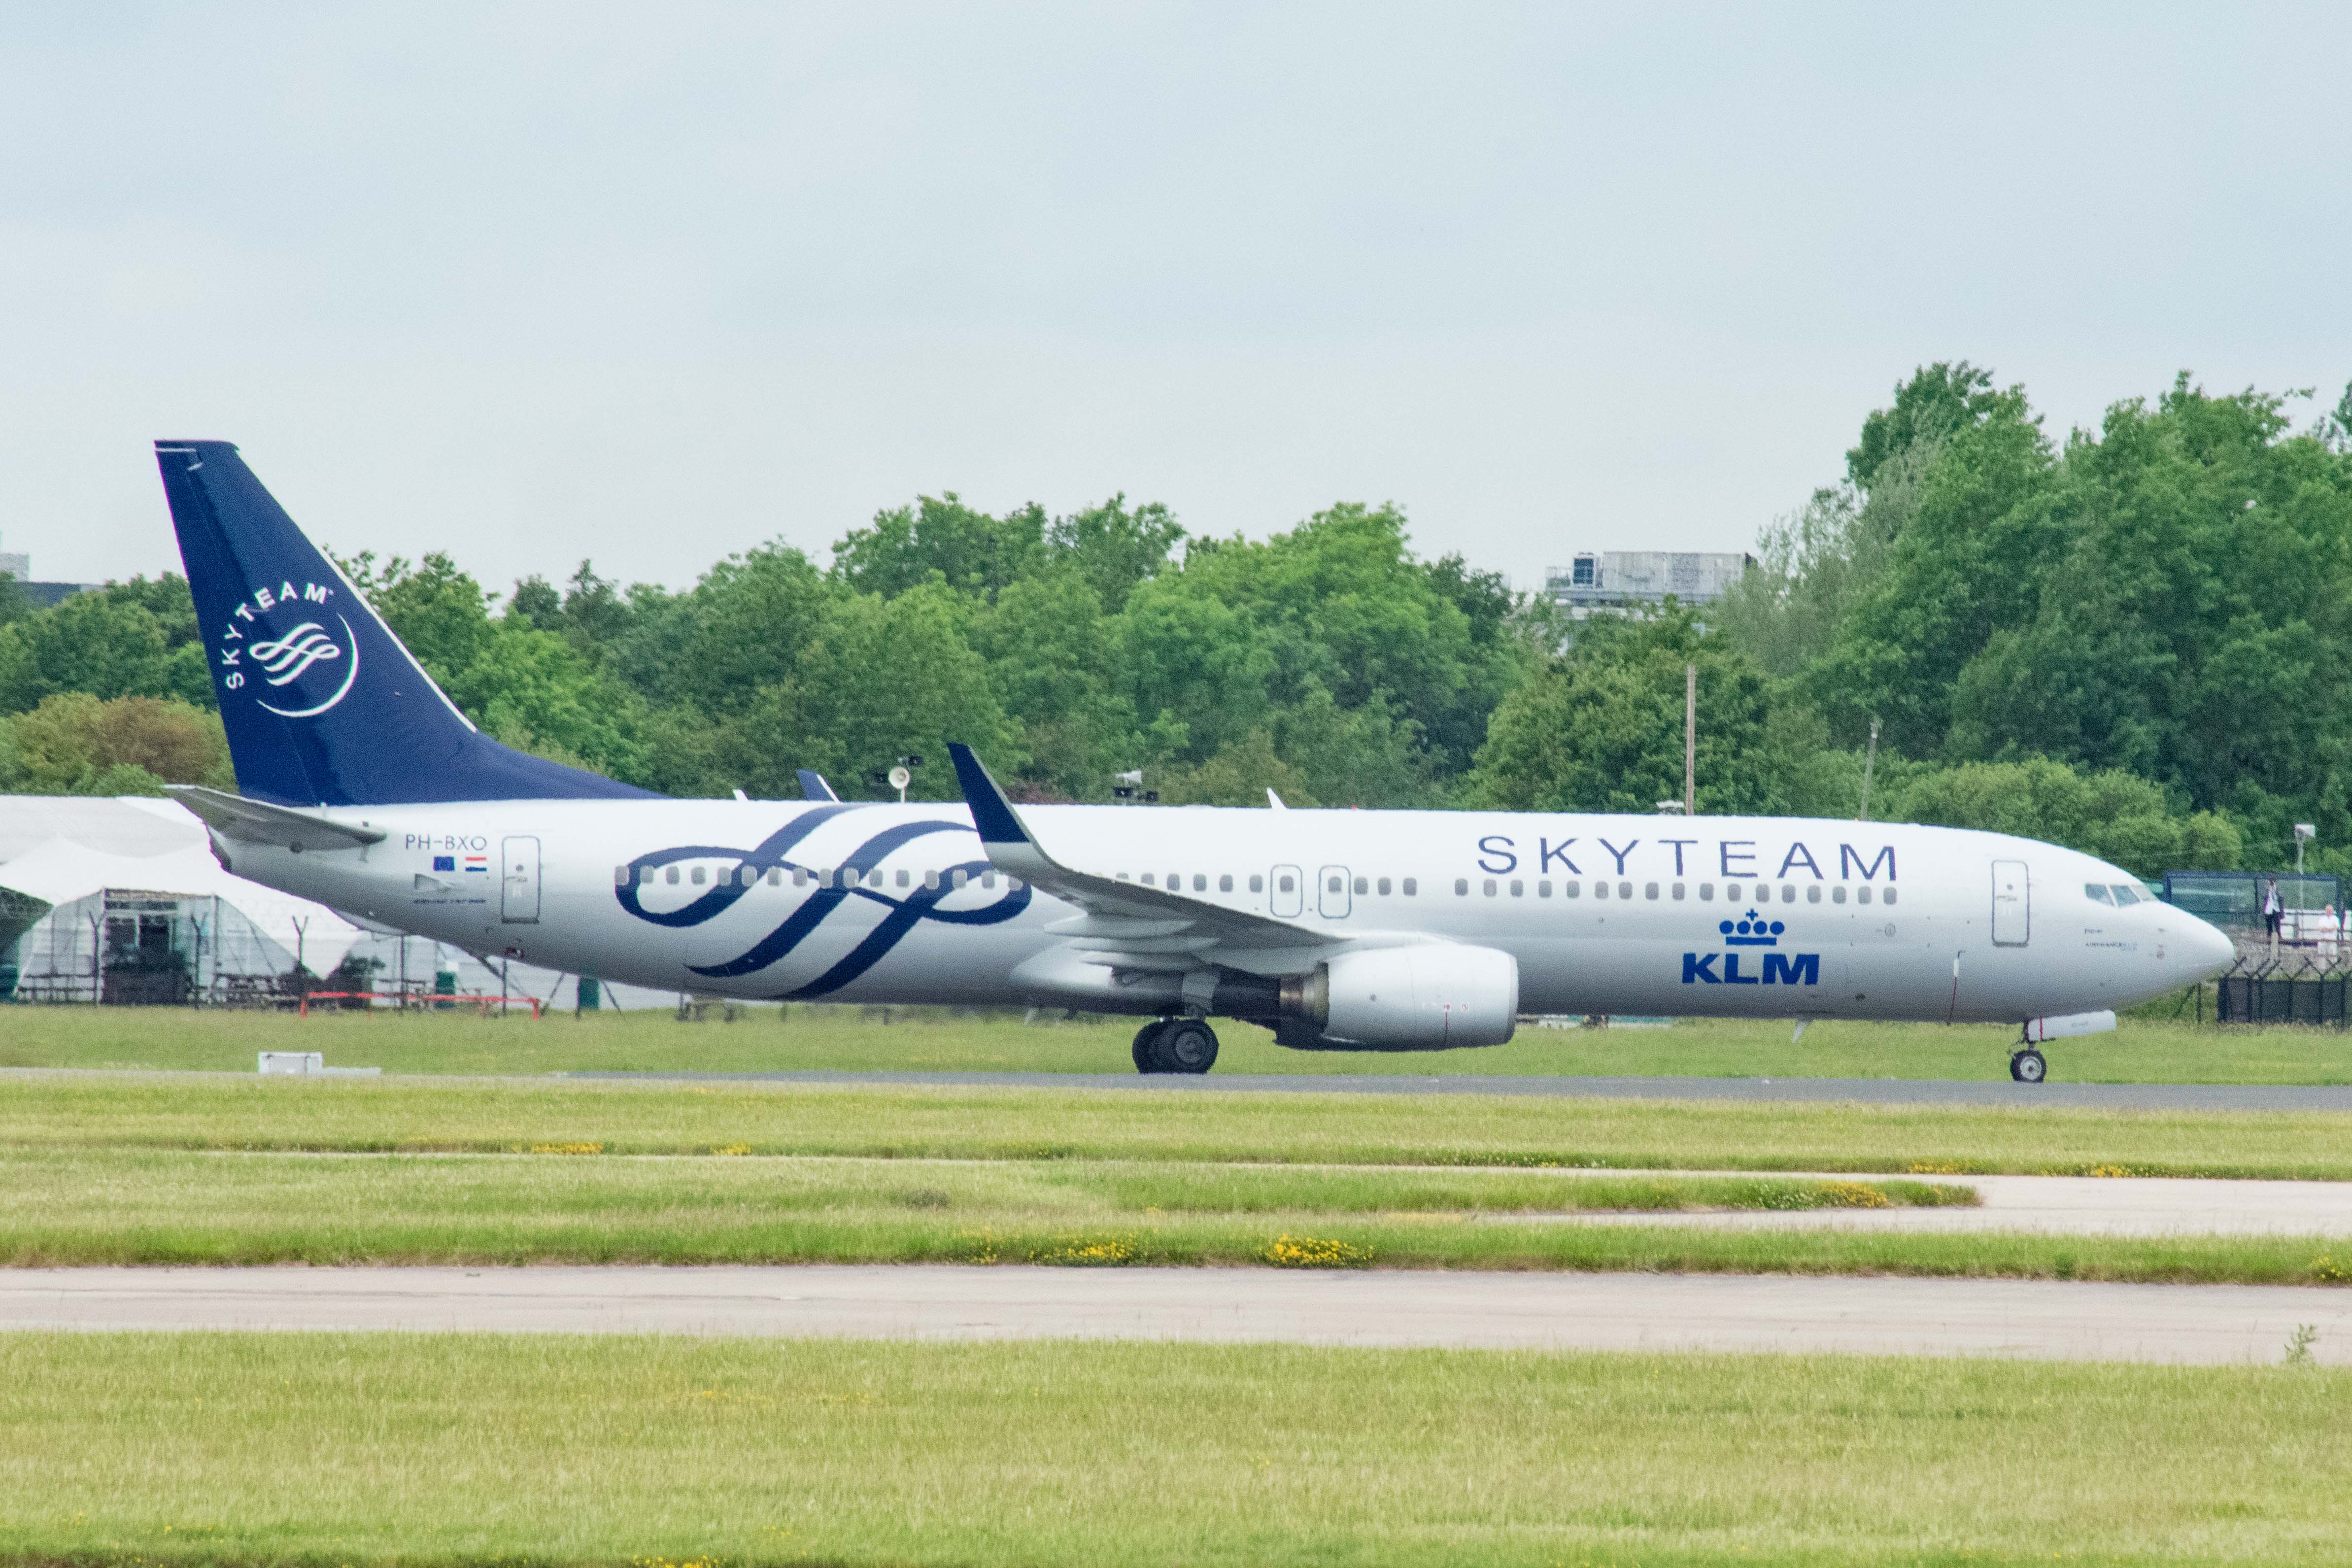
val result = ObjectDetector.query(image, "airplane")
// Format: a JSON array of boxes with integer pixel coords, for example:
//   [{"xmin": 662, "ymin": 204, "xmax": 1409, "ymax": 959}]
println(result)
[{"xmin": 152, "ymin": 440, "xmax": 2238, "ymax": 1082}]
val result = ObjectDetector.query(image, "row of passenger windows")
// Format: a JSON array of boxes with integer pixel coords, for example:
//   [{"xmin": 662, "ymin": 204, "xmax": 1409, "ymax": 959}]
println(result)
[
  {"xmin": 1451, "ymin": 878, "xmax": 1896, "ymax": 906},
  {"xmin": 1120, "ymin": 872, "xmax": 1422, "ymax": 896},
  {"xmin": 617, "ymin": 864, "xmax": 1014, "ymax": 891}
]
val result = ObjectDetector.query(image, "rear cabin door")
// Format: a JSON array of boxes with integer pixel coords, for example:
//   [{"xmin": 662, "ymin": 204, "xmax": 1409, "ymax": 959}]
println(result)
[
  {"xmin": 1990, "ymin": 859, "xmax": 2029, "ymax": 946},
  {"xmin": 502, "ymin": 836, "xmax": 542, "ymax": 923},
  {"xmin": 1270, "ymin": 864, "xmax": 1304, "ymax": 918},
  {"xmin": 1319, "ymin": 865, "xmax": 1353, "ymax": 919}
]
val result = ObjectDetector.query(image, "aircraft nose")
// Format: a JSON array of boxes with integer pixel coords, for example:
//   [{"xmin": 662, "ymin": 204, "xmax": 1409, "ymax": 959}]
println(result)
[{"xmin": 2177, "ymin": 912, "xmax": 2236, "ymax": 982}]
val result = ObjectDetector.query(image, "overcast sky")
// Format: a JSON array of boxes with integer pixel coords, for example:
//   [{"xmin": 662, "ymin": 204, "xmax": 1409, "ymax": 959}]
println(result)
[{"xmin": 4, "ymin": 3, "xmax": 2347, "ymax": 596}]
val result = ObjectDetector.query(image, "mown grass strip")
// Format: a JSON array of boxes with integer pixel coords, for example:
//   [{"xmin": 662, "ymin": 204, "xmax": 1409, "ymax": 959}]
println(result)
[
  {"xmin": 3, "ymin": 1332, "xmax": 2351, "ymax": 1567},
  {"xmin": 4, "ymin": 1072, "xmax": 2352, "ymax": 1180},
  {"xmin": 0, "ymin": 1150, "xmax": 2346, "ymax": 1285}
]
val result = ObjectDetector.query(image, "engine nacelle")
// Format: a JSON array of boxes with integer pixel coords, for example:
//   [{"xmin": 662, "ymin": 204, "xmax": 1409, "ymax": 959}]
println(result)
[{"xmin": 1279, "ymin": 944, "xmax": 1519, "ymax": 1049}]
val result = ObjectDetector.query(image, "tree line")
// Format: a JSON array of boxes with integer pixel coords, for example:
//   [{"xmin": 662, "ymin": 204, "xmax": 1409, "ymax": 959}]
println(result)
[{"xmin": 5, "ymin": 364, "xmax": 2350, "ymax": 878}]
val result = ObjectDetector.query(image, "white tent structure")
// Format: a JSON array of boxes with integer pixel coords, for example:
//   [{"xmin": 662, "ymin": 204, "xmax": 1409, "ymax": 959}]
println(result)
[{"xmin": 0, "ymin": 795, "xmax": 615, "ymax": 1008}]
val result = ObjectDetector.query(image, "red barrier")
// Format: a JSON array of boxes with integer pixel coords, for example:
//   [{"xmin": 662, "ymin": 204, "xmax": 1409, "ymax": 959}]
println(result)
[{"xmin": 295, "ymin": 990, "xmax": 544, "ymax": 1020}]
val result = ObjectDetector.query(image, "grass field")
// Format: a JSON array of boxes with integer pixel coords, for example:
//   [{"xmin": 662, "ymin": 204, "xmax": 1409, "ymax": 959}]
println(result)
[
  {"xmin": 8, "ymin": 1070, "xmax": 2352, "ymax": 1178},
  {"xmin": 9, "ymin": 1147, "xmax": 2352, "ymax": 1284},
  {"xmin": 3, "ymin": 996, "xmax": 2341, "ymax": 1082},
  {"xmin": 3, "ymin": 1331, "xmax": 2349, "ymax": 1567}
]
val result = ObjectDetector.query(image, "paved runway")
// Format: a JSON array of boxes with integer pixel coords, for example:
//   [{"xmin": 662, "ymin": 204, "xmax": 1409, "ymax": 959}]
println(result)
[
  {"xmin": 1577, "ymin": 1172, "xmax": 2352, "ymax": 1235},
  {"xmin": 4, "ymin": 1265, "xmax": 2347, "ymax": 1364},
  {"xmin": 572, "ymin": 1069, "xmax": 2352, "ymax": 1112}
]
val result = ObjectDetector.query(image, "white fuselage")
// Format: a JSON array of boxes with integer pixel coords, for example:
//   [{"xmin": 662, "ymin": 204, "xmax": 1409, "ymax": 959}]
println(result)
[{"xmin": 217, "ymin": 800, "xmax": 2233, "ymax": 1027}]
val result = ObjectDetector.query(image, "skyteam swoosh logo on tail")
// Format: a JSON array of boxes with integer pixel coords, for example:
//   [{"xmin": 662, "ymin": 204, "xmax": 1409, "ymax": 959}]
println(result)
[
  {"xmin": 614, "ymin": 806, "xmax": 1031, "ymax": 998},
  {"xmin": 215, "ymin": 578, "xmax": 362, "ymax": 718}
]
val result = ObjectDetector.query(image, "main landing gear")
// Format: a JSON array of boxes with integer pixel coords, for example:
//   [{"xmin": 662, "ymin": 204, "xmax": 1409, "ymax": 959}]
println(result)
[
  {"xmin": 2009, "ymin": 1046, "xmax": 2047, "ymax": 1084},
  {"xmin": 1133, "ymin": 1017, "xmax": 1220, "ymax": 1075}
]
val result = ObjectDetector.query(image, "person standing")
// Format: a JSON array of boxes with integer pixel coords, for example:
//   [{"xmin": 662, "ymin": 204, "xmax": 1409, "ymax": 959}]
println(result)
[{"xmin": 2263, "ymin": 877, "xmax": 2284, "ymax": 949}]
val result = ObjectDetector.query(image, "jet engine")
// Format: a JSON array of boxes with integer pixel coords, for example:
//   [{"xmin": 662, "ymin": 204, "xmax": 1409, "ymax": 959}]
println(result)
[{"xmin": 1275, "ymin": 944, "xmax": 1519, "ymax": 1050}]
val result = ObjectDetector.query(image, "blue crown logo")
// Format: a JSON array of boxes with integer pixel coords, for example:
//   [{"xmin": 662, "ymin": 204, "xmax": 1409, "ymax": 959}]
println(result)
[{"xmin": 1720, "ymin": 910, "xmax": 1784, "ymax": 947}]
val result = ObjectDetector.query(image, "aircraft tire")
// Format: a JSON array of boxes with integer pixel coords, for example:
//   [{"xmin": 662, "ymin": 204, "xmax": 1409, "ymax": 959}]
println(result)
[
  {"xmin": 1157, "ymin": 1019, "xmax": 1220, "ymax": 1075},
  {"xmin": 1132, "ymin": 1023, "xmax": 1165, "ymax": 1074},
  {"xmin": 2010, "ymin": 1048, "xmax": 2046, "ymax": 1084}
]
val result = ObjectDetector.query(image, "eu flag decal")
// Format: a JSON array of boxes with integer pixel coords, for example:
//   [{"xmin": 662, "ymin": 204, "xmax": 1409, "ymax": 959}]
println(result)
[{"xmin": 432, "ymin": 855, "xmax": 455, "ymax": 871}]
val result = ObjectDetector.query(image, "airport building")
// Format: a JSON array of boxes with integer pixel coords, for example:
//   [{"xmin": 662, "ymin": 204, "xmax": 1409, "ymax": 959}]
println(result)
[
  {"xmin": 0, "ymin": 531, "xmax": 96, "ymax": 609},
  {"xmin": 1544, "ymin": 550, "xmax": 1753, "ymax": 618},
  {"xmin": 0, "ymin": 795, "xmax": 612, "ymax": 1008}
]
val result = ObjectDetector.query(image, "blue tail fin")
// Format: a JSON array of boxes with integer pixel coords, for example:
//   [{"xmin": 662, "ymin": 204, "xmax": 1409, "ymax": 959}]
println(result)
[{"xmin": 155, "ymin": 440, "xmax": 659, "ymax": 807}]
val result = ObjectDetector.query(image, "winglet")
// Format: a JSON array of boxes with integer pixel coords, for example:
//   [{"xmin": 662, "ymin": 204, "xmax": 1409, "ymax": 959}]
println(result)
[
  {"xmin": 796, "ymin": 769, "xmax": 840, "ymax": 803},
  {"xmin": 1267, "ymin": 788, "xmax": 1287, "ymax": 810},
  {"xmin": 948, "ymin": 743, "xmax": 1031, "ymax": 845}
]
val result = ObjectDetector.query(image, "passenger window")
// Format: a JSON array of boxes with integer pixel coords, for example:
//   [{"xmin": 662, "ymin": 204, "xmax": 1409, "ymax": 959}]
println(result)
[
  {"xmin": 1619, "ymin": 882, "xmax": 1633, "ymax": 900},
  {"xmin": 1699, "ymin": 882, "xmax": 1713, "ymax": 901},
  {"xmin": 1595, "ymin": 881, "xmax": 1609, "ymax": 900},
  {"xmin": 1857, "ymin": 886, "xmax": 1872, "ymax": 905},
  {"xmin": 1455, "ymin": 879, "xmax": 1469, "ymax": 896},
  {"xmin": 952, "ymin": 869, "xmax": 968, "ymax": 888},
  {"xmin": 1509, "ymin": 880, "xmax": 1524, "ymax": 897},
  {"xmin": 924, "ymin": 870, "xmax": 940, "ymax": 890},
  {"xmin": 1644, "ymin": 883, "xmax": 1658, "ymax": 900},
  {"xmin": 1168, "ymin": 872, "xmax": 1180, "ymax": 888},
  {"xmin": 690, "ymin": 866, "xmax": 706, "ymax": 886},
  {"xmin": 1009, "ymin": 877, "xmax": 1023, "ymax": 889},
  {"xmin": 665, "ymin": 866, "xmax": 680, "ymax": 885},
  {"xmin": 1280, "ymin": 874, "xmax": 1295, "ymax": 893},
  {"xmin": 1354, "ymin": 876, "xmax": 1368, "ymax": 895},
  {"xmin": 1781, "ymin": 885, "xmax": 1796, "ymax": 903},
  {"xmin": 1378, "ymin": 877, "xmax": 1392, "ymax": 895},
  {"xmin": 1116, "ymin": 872, "xmax": 1130, "ymax": 881},
  {"xmin": 1220, "ymin": 875, "xmax": 1233, "ymax": 892},
  {"xmin": 893, "ymin": 869, "xmax": 908, "ymax": 888},
  {"xmin": 767, "ymin": 868, "xmax": 782, "ymax": 886},
  {"xmin": 1883, "ymin": 888, "xmax": 1898, "ymax": 906},
  {"xmin": 1250, "ymin": 875, "xmax": 1264, "ymax": 893},
  {"xmin": 1142, "ymin": 874, "xmax": 1156, "ymax": 886},
  {"xmin": 1831, "ymin": 885, "xmax": 1845, "ymax": 904},
  {"xmin": 1401, "ymin": 878, "xmax": 1417, "ymax": 895},
  {"xmin": 2085, "ymin": 884, "xmax": 2113, "ymax": 905},
  {"xmin": 1194, "ymin": 875, "xmax": 1208, "ymax": 891},
  {"xmin": 1328, "ymin": 875, "xmax": 1343, "ymax": 893},
  {"xmin": 1536, "ymin": 879, "xmax": 1550, "ymax": 898},
  {"xmin": 2110, "ymin": 885, "xmax": 2141, "ymax": 906},
  {"xmin": 1806, "ymin": 885, "xmax": 1820, "ymax": 903},
  {"xmin": 1672, "ymin": 883, "xmax": 1685, "ymax": 900},
  {"xmin": 1724, "ymin": 883, "xmax": 1740, "ymax": 902},
  {"xmin": 982, "ymin": 872, "xmax": 997, "ymax": 889},
  {"xmin": 1564, "ymin": 881, "xmax": 1580, "ymax": 898},
  {"xmin": 614, "ymin": 865, "xmax": 629, "ymax": 886},
  {"xmin": 1483, "ymin": 879, "xmax": 1498, "ymax": 896}
]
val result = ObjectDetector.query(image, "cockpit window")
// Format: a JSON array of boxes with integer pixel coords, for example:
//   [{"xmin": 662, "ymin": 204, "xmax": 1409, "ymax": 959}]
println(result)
[
  {"xmin": 2084, "ymin": 884, "xmax": 2113, "ymax": 905},
  {"xmin": 2110, "ymin": 885, "xmax": 2143, "ymax": 906}
]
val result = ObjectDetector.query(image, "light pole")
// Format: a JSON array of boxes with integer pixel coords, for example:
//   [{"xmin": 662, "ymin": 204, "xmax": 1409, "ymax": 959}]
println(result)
[{"xmin": 2295, "ymin": 823, "xmax": 2316, "ymax": 877}]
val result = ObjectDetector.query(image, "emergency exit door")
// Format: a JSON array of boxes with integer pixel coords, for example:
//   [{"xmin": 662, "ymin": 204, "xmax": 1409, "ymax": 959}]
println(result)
[
  {"xmin": 1991, "ymin": 859, "xmax": 2029, "ymax": 946},
  {"xmin": 502, "ymin": 836, "xmax": 542, "ymax": 923}
]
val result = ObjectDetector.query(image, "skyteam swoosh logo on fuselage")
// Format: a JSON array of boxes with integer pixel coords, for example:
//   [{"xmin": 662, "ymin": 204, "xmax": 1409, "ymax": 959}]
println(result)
[{"xmin": 614, "ymin": 804, "xmax": 1032, "ymax": 998}]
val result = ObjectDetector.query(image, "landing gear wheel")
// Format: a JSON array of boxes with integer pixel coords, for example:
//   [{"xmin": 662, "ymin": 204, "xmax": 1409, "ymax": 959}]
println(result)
[
  {"xmin": 1157, "ymin": 1019, "xmax": 1220, "ymax": 1075},
  {"xmin": 1132, "ymin": 1023, "xmax": 1164, "ymax": 1074},
  {"xmin": 2010, "ymin": 1048, "xmax": 2046, "ymax": 1084}
]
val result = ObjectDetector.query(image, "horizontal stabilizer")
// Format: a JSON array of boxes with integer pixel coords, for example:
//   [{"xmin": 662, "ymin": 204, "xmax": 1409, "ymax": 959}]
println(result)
[{"xmin": 167, "ymin": 784, "xmax": 386, "ymax": 852}]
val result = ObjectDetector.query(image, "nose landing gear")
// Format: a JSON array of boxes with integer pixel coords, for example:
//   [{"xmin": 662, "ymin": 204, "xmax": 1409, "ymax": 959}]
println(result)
[
  {"xmin": 1132, "ymin": 1017, "xmax": 1220, "ymax": 1075},
  {"xmin": 2009, "ymin": 1046, "xmax": 2047, "ymax": 1083}
]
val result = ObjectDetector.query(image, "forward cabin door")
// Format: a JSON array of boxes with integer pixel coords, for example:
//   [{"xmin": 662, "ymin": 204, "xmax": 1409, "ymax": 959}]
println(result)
[
  {"xmin": 502, "ymin": 836, "xmax": 542, "ymax": 923},
  {"xmin": 1990, "ymin": 859, "xmax": 2029, "ymax": 946}
]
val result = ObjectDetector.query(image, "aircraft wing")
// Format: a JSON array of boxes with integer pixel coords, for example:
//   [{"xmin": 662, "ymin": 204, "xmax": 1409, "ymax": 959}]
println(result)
[
  {"xmin": 947, "ymin": 744, "xmax": 1330, "ymax": 973},
  {"xmin": 167, "ymin": 784, "xmax": 388, "ymax": 852}
]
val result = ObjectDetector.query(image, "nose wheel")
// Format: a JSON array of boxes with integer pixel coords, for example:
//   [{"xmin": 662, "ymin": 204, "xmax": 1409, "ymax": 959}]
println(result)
[
  {"xmin": 2009, "ymin": 1047, "xmax": 2046, "ymax": 1084},
  {"xmin": 1132, "ymin": 1018, "xmax": 1220, "ymax": 1075}
]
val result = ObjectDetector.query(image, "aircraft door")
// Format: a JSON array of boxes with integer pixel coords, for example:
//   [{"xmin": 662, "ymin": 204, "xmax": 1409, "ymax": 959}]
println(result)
[
  {"xmin": 502, "ymin": 836, "xmax": 542, "ymax": 923},
  {"xmin": 1319, "ymin": 865, "xmax": 1353, "ymax": 919},
  {"xmin": 1990, "ymin": 859, "xmax": 2028, "ymax": 946},
  {"xmin": 1270, "ymin": 864, "xmax": 1304, "ymax": 918}
]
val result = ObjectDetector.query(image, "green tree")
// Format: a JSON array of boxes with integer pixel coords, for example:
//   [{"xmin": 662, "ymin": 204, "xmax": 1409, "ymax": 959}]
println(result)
[{"xmin": 6, "ymin": 693, "xmax": 232, "ymax": 794}]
